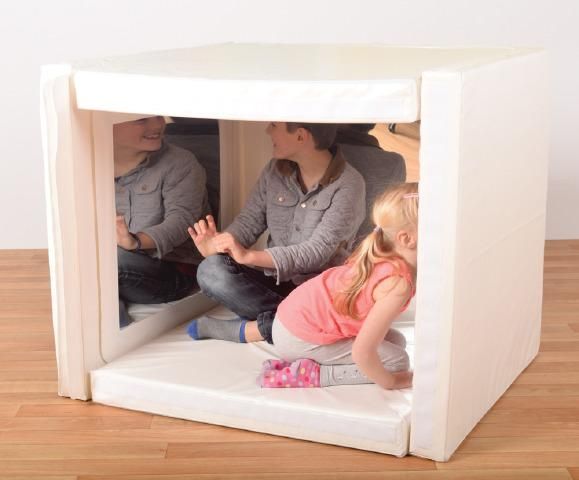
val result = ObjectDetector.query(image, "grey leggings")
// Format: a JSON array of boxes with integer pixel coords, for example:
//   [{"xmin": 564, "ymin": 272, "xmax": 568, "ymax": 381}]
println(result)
[{"xmin": 272, "ymin": 318, "xmax": 410, "ymax": 386}]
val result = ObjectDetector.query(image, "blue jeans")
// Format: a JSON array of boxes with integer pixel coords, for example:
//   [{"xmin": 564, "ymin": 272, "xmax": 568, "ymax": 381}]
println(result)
[
  {"xmin": 196, "ymin": 254, "xmax": 296, "ymax": 343},
  {"xmin": 118, "ymin": 248, "xmax": 196, "ymax": 326}
]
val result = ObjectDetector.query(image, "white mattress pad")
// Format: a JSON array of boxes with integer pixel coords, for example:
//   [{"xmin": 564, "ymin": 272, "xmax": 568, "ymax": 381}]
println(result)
[{"xmin": 92, "ymin": 307, "xmax": 415, "ymax": 456}]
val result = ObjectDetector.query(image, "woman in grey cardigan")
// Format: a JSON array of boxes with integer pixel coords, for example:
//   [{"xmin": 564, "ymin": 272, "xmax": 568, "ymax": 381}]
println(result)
[
  {"xmin": 188, "ymin": 122, "xmax": 365, "ymax": 344},
  {"xmin": 114, "ymin": 116, "xmax": 210, "ymax": 327}
]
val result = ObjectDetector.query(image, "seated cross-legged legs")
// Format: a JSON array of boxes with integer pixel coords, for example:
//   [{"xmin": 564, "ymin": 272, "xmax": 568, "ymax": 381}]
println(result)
[
  {"xmin": 117, "ymin": 247, "xmax": 195, "ymax": 326},
  {"xmin": 190, "ymin": 254, "xmax": 295, "ymax": 343}
]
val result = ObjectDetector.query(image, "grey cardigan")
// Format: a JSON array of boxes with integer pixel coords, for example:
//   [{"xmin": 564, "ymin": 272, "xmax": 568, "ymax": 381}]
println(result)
[
  {"xmin": 226, "ymin": 148, "xmax": 365, "ymax": 284},
  {"xmin": 115, "ymin": 142, "xmax": 210, "ymax": 263}
]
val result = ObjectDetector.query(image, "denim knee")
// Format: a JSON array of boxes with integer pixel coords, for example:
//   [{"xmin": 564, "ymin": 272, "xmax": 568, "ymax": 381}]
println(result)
[
  {"xmin": 256, "ymin": 310, "xmax": 276, "ymax": 344},
  {"xmin": 117, "ymin": 247, "xmax": 144, "ymax": 274},
  {"xmin": 196, "ymin": 254, "xmax": 237, "ymax": 297}
]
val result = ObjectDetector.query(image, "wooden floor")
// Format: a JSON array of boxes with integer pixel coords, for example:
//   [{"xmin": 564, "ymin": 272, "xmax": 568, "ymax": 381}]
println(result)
[{"xmin": 0, "ymin": 243, "xmax": 577, "ymax": 479}]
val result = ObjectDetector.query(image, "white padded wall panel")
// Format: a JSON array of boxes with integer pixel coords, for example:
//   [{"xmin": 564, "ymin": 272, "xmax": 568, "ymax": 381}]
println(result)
[
  {"xmin": 410, "ymin": 71, "xmax": 462, "ymax": 460},
  {"xmin": 41, "ymin": 66, "xmax": 104, "ymax": 399},
  {"xmin": 410, "ymin": 51, "xmax": 549, "ymax": 461},
  {"xmin": 443, "ymin": 51, "xmax": 548, "ymax": 459}
]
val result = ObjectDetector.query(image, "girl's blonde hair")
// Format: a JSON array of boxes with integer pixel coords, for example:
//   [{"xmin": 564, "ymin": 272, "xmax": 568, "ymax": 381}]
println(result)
[{"xmin": 333, "ymin": 182, "xmax": 419, "ymax": 319}]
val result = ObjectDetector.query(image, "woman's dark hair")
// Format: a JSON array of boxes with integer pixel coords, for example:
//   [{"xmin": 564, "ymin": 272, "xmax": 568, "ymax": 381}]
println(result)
[{"xmin": 285, "ymin": 122, "xmax": 338, "ymax": 150}]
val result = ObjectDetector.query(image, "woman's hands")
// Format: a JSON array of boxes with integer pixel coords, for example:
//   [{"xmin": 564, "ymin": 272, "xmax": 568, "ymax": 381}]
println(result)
[
  {"xmin": 188, "ymin": 215, "xmax": 219, "ymax": 258},
  {"xmin": 189, "ymin": 215, "xmax": 276, "ymax": 268},
  {"xmin": 189, "ymin": 215, "xmax": 252, "ymax": 263},
  {"xmin": 116, "ymin": 215, "xmax": 139, "ymax": 250},
  {"xmin": 212, "ymin": 232, "xmax": 253, "ymax": 265}
]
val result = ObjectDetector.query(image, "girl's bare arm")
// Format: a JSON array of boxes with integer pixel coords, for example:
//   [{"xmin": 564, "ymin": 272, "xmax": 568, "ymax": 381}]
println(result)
[{"xmin": 351, "ymin": 276, "xmax": 413, "ymax": 390}]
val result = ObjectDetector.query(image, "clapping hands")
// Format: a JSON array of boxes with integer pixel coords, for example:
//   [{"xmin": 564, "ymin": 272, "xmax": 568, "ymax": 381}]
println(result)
[
  {"xmin": 212, "ymin": 232, "xmax": 251, "ymax": 264},
  {"xmin": 188, "ymin": 215, "xmax": 251, "ymax": 264},
  {"xmin": 188, "ymin": 215, "xmax": 219, "ymax": 258},
  {"xmin": 116, "ymin": 215, "xmax": 138, "ymax": 250}
]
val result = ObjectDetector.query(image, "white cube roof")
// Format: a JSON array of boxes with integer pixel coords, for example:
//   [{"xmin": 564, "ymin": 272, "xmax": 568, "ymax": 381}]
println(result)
[{"xmin": 72, "ymin": 43, "xmax": 533, "ymax": 122}]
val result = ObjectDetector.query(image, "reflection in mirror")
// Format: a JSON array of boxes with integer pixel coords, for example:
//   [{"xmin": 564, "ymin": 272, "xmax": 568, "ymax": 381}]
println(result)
[
  {"xmin": 370, "ymin": 122, "xmax": 420, "ymax": 182},
  {"xmin": 334, "ymin": 122, "xmax": 420, "ymax": 241},
  {"xmin": 113, "ymin": 116, "xmax": 219, "ymax": 328}
]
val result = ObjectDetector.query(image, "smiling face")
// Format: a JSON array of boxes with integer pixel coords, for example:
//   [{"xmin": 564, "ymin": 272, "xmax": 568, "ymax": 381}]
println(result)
[
  {"xmin": 113, "ymin": 116, "xmax": 166, "ymax": 154},
  {"xmin": 265, "ymin": 122, "xmax": 302, "ymax": 160}
]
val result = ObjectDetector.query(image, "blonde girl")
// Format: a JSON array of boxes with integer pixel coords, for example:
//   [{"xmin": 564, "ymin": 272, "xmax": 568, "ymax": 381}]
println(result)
[{"xmin": 259, "ymin": 182, "xmax": 418, "ymax": 390}]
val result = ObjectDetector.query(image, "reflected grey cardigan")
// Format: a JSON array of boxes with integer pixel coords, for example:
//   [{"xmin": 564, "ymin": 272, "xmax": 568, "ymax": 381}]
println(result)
[{"xmin": 115, "ymin": 142, "xmax": 209, "ymax": 263}]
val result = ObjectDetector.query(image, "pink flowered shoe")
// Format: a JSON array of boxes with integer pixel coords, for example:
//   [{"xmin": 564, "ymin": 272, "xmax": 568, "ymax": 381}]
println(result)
[
  {"xmin": 258, "ymin": 358, "xmax": 321, "ymax": 388},
  {"xmin": 257, "ymin": 359, "xmax": 292, "ymax": 384},
  {"xmin": 260, "ymin": 359, "xmax": 291, "ymax": 373}
]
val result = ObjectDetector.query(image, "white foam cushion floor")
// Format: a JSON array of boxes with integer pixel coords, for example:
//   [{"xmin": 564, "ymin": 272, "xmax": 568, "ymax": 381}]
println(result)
[{"xmin": 92, "ymin": 306, "xmax": 415, "ymax": 456}]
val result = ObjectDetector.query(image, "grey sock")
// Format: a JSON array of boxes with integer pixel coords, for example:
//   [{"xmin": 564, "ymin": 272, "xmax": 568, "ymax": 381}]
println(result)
[
  {"xmin": 320, "ymin": 364, "xmax": 371, "ymax": 387},
  {"xmin": 321, "ymin": 359, "xmax": 410, "ymax": 387},
  {"xmin": 187, "ymin": 315, "xmax": 246, "ymax": 343}
]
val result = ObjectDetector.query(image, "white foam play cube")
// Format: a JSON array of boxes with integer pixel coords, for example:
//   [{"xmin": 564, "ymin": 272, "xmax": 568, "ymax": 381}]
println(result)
[{"xmin": 41, "ymin": 44, "xmax": 549, "ymax": 461}]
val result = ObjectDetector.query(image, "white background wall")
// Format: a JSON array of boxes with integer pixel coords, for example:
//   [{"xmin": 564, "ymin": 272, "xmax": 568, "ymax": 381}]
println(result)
[{"xmin": 2, "ymin": 0, "xmax": 577, "ymax": 248}]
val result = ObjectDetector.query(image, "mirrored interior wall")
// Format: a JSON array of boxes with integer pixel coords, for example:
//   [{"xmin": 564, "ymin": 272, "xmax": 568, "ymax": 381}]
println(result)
[
  {"xmin": 165, "ymin": 118, "xmax": 221, "ymax": 223},
  {"xmin": 371, "ymin": 122, "xmax": 420, "ymax": 182},
  {"xmin": 113, "ymin": 116, "xmax": 220, "ymax": 328}
]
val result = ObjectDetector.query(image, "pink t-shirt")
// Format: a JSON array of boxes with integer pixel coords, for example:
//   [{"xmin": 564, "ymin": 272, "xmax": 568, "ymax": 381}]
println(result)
[{"xmin": 277, "ymin": 259, "xmax": 414, "ymax": 345}]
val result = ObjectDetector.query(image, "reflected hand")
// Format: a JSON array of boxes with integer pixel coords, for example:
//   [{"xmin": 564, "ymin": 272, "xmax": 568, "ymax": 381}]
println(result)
[
  {"xmin": 116, "ymin": 215, "xmax": 138, "ymax": 250},
  {"xmin": 188, "ymin": 215, "xmax": 219, "ymax": 257},
  {"xmin": 213, "ymin": 232, "xmax": 251, "ymax": 265}
]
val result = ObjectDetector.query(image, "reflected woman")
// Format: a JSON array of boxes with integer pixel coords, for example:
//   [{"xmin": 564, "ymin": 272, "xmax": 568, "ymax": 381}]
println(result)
[{"xmin": 114, "ymin": 116, "xmax": 210, "ymax": 327}]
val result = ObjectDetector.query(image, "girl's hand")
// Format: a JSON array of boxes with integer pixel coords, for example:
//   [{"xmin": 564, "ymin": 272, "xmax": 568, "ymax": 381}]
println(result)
[
  {"xmin": 391, "ymin": 370, "xmax": 413, "ymax": 389},
  {"xmin": 116, "ymin": 215, "xmax": 138, "ymax": 250},
  {"xmin": 375, "ymin": 370, "xmax": 413, "ymax": 390},
  {"xmin": 213, "ymin": 232, "xmax": 252, "ymax": 265},
  {"xmin": 188, "ymin": 215, "xmax": 218, "ymax": 257}
]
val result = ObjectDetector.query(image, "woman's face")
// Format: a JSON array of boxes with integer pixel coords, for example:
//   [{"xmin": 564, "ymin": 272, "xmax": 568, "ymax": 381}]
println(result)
[
  {"xmin": 113, "ymin": 116, "xmax": 166, "ymax": 153},
  {"xmin": 265, "ymin": 122, "xmax": 301, "ymax": 160}
]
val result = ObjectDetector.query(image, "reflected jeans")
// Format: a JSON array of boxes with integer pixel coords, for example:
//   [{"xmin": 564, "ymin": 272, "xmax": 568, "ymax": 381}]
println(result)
[
  {"xmin": 118, "ymin": 247, "xmax": 195, "ymax": 326},
  {"xmin": 196, "ymin": 254, "xmax": 296, "ymax": 343}
]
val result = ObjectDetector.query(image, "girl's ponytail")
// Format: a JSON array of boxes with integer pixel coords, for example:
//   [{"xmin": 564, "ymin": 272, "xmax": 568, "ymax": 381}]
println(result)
[{"xmin": 333, "ymin": 182, "xmax": 418, "ymax": 319}]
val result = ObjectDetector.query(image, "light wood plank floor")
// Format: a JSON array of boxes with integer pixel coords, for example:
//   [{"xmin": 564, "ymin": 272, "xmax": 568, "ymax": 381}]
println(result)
[{"xmin": 0, "ymin": 242, "xmax": 578, "ymax": 478}]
